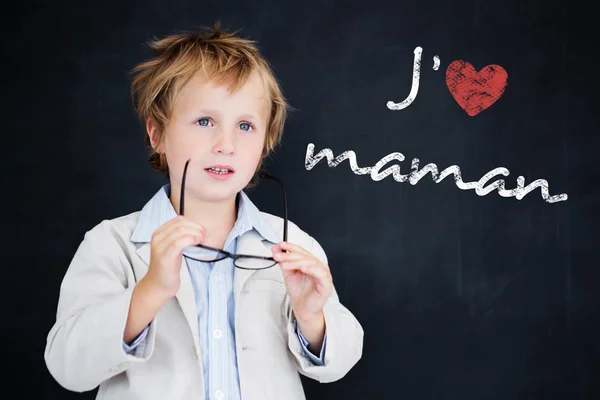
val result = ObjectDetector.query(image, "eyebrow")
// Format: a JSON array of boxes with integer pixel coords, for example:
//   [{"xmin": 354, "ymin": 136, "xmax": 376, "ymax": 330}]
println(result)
[
  {"xmin": 193, "ymin": 109, "xmax": 261, "ymax": 122},
  {"xmin": 237, "ymin": 113, "xmax": 260, "ymax": 122},
  {"xmin": 193, "ymin": 108, "xmax": 221, "ymax": 116}
]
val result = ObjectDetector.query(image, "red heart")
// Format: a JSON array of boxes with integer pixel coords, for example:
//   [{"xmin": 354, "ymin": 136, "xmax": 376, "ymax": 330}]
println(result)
[{"xmin": 445, "ymin": 61, "xmax": 508, "ymax": 116}]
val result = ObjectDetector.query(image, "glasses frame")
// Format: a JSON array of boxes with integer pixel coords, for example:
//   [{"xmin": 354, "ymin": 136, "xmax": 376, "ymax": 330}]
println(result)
[{"xmin": 179, "ymin": 159, "xmax": 288, "ymax": 270}]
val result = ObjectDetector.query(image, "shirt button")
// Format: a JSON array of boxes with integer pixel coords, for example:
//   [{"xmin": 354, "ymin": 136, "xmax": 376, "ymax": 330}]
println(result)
[
  {"xmin": 213, "ymin": 329, "xmax": 223, "ymax": 339},
  {"xmin": 215, "ymin": 390, "xmax": 224, "ymax": 399}
]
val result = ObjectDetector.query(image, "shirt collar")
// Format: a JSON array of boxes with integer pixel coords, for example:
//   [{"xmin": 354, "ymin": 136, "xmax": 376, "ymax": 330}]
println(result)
[{"xmin": 131, "ymin": 184, "xmax": 280, "ymax": 245}]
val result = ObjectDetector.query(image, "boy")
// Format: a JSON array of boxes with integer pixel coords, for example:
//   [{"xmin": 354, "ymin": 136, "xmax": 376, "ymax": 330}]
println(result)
[{"xmin": 44, "ymin": 25, "xmax": 363, "ymax": 400}]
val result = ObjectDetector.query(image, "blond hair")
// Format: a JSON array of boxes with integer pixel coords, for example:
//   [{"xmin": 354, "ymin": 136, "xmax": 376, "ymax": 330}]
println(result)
[{"xmin": 130, "ymin": 24, "xmax": 289, "ymax": 176}]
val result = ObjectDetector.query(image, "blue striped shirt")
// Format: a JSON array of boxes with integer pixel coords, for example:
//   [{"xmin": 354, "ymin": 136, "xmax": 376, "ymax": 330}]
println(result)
[{"xmin": 124, "ymin": 184, "xmax": 325, "ymax": 399}]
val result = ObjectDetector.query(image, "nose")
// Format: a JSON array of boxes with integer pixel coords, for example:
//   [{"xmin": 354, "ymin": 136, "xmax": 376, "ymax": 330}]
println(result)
[{"xmin": 212, "ymin": 129, "xmax": 235, "ymax": 156}]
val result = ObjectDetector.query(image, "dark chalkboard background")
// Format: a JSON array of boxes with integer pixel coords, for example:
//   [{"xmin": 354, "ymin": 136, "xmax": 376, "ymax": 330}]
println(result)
[{"xmin": 4, "ymin": 0, "xmax": 599, "ymax": 398}]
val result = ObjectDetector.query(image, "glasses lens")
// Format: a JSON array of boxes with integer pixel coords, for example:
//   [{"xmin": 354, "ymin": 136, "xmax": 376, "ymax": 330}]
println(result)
[
  {"xmin": 234, "ymin": 257, "xmax": 277, "ymax": 270},
  {"xmin": 182, "ymin": 245, "xmax": 227, "ymax": 262}
]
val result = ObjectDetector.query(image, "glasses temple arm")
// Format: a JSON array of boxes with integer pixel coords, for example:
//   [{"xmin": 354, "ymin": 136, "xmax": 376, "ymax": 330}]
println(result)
[
  {"xmin": 180, "ymin": 159, "xmax": 190, "ymax": 215},
  {"xmin": 258, "ymin": 172, "xmax": 288, "ymax": 242}
]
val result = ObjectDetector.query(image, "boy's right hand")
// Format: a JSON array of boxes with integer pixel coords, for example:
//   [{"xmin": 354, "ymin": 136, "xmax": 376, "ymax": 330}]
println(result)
[{"xmin": 143, "ymin": 216, "xmax": 206, "ymax": 299}]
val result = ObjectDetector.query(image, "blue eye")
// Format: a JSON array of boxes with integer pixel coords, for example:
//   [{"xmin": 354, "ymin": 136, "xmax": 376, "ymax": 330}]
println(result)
[
  {"xmin": 239, "ymin": 122, "xmax": 252, "ymax": 131},
  {"xmin": 196, "ymin": 118, "xmax": 212, "ymax": 127}
]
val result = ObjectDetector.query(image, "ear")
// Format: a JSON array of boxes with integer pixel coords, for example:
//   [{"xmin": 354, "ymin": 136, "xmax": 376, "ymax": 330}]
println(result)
[{"xmin": 146, "ymin": 119, "xmax": 163, "ymax": 152}]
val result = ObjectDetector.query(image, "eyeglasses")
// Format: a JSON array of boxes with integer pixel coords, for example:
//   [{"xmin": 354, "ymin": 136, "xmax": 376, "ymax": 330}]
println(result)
[{"xmin": 179, "ymin": 159, "xmax": 288, "ymax": 270}]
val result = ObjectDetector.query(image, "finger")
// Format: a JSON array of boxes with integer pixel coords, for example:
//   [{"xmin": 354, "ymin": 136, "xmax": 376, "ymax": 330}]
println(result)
[
  {"xmin": 154, "ymin": 217, "xmax": 206, "ymax": 245},
  {"xmin": 300, "ymin": 264, "xmax": 333, "ymax": 293},
  {"xmin": 298, "ymin": 263, "xmax": 333, "ymax": 289},
  {"xmin": 152, "ymin": 218, "xmax": 185, "ymax": 244},
  {"xmin": 273, "ymin": 251, "xmax": 307, "ymax": 263},
  {"xmin": 158, "ymin": 229, "xmax": 206, "ymax": 255},
  {"xmin": 279, "ymin": 259, "xmax": 327, "ymax": 278},
  {"xmin": 165, "ymin": 234, "xmax": 205, "ymax": 259},
  {"xmin": 279, "ymin": 258, "xmax": 314, "ymax": 271},
  {"xmin": 174, "ymin": 217, "xmax": 207, "ymax": 239},
  {"xmin": 157, "ymin": 226, "xmax": 206, "ymax": 254},
  {"xmin": 300, "ymin": 265, "xmax": 333, "ymax": 293},
  {"xmin": 277, "ymin": 252, "xmax": 331, "ymax": 272},
  {"xmin": 177, "ymin": 215, "xmax": 207, "ymax": 232},
  {"xmin": 155, "ymin": 216, "xmax": 206, "ymax": 240},
  {"xmin": 277, "ymin": 241, "xmax": 310, "ymax": 256},
  {"xmin": 272, "ymin": 243, "xmax": 289, "ymax": 254},
  {"xmin": 281, "ymin": 260, "xmax": 332, "ymax": 287}
]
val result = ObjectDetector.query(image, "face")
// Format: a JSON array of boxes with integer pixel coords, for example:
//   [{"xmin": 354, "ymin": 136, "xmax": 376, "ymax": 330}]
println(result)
[{"xmin": 149, "ymin": 70, "xmax": 269, "ymax": 205}]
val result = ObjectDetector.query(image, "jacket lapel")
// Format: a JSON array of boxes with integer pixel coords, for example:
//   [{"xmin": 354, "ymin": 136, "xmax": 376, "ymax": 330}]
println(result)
[{"xmin": 135, "ymin": 242, "xmax": 200, "ymax": 344}]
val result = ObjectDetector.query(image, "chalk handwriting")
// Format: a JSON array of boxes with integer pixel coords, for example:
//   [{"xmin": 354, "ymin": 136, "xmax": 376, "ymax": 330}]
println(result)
[
  {"xmin": 386, "ymin": 47, "xmax": 441, "ymax": 110},
  {"xmin": 433, "ymin": 55, "xmax": 440, "ymax": 71},
  {"xmin": 304, "ymin": 143, "xmax": 568, "ymax": 203},
  {"xmin": 386, "ymin": 46, "xmax": 507, "ymax": 116},
  {"xmin": 386, "ymin": 47, "xmax": 424, "ymax": 110}
]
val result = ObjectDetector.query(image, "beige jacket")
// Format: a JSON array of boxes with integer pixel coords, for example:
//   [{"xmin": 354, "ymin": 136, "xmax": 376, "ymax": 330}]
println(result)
[{"xmin": 44, "ymin": 210, "xmax": 363, "ymax": 399}]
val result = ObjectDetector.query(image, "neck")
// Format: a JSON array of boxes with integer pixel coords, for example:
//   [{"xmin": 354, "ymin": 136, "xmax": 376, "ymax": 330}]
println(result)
[{"xmin": 169, "ymin": 185, "xmax": 239, "ymax": 249}]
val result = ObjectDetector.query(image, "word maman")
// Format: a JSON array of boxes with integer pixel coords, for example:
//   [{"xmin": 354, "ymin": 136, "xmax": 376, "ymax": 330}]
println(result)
[{"xmin": 305, "ymin": 143, "xmax": 568, "ymax": 203}]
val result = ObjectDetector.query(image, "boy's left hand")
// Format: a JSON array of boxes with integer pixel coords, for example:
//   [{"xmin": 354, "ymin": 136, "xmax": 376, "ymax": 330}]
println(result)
[{"xmin": 272, "ymin": 241, "xmax": 333, "ymax": 322}]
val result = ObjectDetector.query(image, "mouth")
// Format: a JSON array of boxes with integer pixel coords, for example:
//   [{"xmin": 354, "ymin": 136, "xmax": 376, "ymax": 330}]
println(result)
[{"xmin": 204, "ymin": 165, "xmax": 235, "ymax": 176}]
